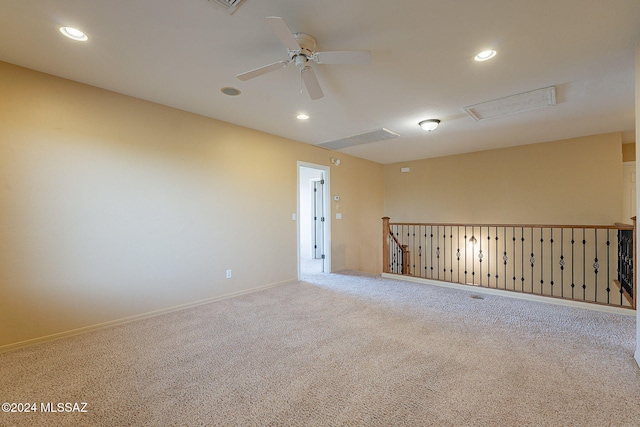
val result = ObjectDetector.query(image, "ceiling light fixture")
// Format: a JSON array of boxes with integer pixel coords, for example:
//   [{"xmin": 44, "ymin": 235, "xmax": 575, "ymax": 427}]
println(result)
[
  {"xmin": 474, "ymin": 49, "xmax": 496, "ymax": 61},
  {"xmin": 220, "ymin": 87, "xmax": 241, "ymax": 96},
  {"xmin": 59, "ymin": 26, "xmax": 88, "ymax": 41},
  {"xmin": 296, "ymin": 114, "xmax": 310, "ymax": 120},
  {"xmin": 419, "ymin": 119, "xmax": 440, "ymax": 132}
]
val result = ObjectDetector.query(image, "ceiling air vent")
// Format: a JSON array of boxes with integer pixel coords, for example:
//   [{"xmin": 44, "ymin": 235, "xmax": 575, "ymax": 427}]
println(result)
[
  {"xmin": 208, "ymin": 0, "xmax": 246, "ymax": 14},
  {"xmin": 318, "ymin": 128, "xmax": 400, "ymax": 150},
  {"xmin": 463, "ymin": 86, "xmax": 557, "ymax": 121}
]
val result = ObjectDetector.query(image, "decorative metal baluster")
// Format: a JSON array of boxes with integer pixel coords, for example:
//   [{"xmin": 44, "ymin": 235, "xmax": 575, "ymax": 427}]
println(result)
[
  {"xmin": 550, "ymin": 228, "xmax": 554, "ymax": 296},
  {"xmin": 521, "ymin": 227, "xmax": 525, "ymax": 292},
  {"xmin": 450, "ymin": 228, "xmax": 454, "ymax": 280},
  {"xmin": 417, "ymin": 225, "xmax": 422, "ymax": 278},
  {"xmin": 409, "ymin": 225, "xmax": 416, "ymax": 275},
  {"xmin": 390, "ymin": 226, "xmax": 394, "ymax": 272},
  {"xmin": 593, "ymin": 229, "xmax": 599, "ymax": 303},
  {"xmin": 436, "ymin": 225, "xmax": 441, "ymax": 280},
  {"xmin": 530, "ymin": 227, "xmax": 535, "ymax": 293},
  {"xmin": 391, "ymin": 226, "xmax": 397, "ymax": 272},
  {"xmin": 582, "ymin": 228, "xmax": 586, "ymax": 301},
  {"xmin": 486, "ymin": 230, "xmax": 491, "ymax": 286},
  {"xmin": 388, "ymin": 227, "xmax": 392, "ymax": 272},
  {"xmin": 479, "ymin": 227, "xmax": 483, "ymax": 286},
  {"xmin": 456, "ymin": 226, "xmax": 461, "ymax": 283},
  {"xmin": 442, "ymin": 228, "xmax": 447, "ymax": 280},
  {"xmin": 540, "ymin": 227, "xmax": 544, "ymax": 295},
  {"xmin": 464, "ymin": 227, "xmax": 468, "ymax": 285},
  {"xmin": 441, "ymin": 226, "xmax": 445, "ymax": 280},
  {"xmin": 606, "ymin": 229, "xmax": 611, "ymax": 304},
  {"xmin": 504, "ymin": 227, "xmax": 508, "ymax": 290},
  {"xmin": 570, "ymin": 229, "xmax": 576, "ymax": 299},
  {"xmin": 495, "ymin": 228, "xmax": 499, "ymax": 288},
  {"xmin": 424, "ymin": 227, "xmax": 428, "ymax": 278},
  {"xmin": 618, "ymin": 230, "xmax": 625, "ymax": 305},
  {"xmin": 430, "ymin": 226, "xmax": 434, "ymax": 279},
  {"xmin": 560, "ymin": 228, "xmax": 565, "ymax": 298},
  {"xmin": 471, "ymin": 226, "xmax": 476, "ymax": 285}
]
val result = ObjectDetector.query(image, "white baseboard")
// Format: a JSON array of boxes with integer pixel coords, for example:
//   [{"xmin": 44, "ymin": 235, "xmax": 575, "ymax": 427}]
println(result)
[
  {"xmin": 381, "ymin": 273, "xmax": 635, "ymax": 316},
  {"xmin": 0, "ymin": 278, "xmax": 297, "ymax": 354}
]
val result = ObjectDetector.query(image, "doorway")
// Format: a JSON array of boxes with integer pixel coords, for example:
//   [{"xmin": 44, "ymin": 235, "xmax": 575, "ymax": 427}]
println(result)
[
  {"xmin": 298, "ymin": 162, "xmax": 330, "ymax": 278},
  {"xmin": 623, "ymin": 161, "xmax": 636, "ymax": 224}
]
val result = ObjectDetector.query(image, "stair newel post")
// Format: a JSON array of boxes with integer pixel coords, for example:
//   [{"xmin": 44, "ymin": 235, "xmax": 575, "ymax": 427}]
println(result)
[{"xmin": 383, "ymin": 217, "xmax": 390, "ymax": 273}]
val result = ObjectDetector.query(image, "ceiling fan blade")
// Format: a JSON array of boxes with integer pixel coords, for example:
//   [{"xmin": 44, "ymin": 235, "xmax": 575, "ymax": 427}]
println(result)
[
  {"xmin": 301, "ymin": 66, "xmax": 324, "ymax": 100},
  {"xmin": 314, "ymin": 50, "xmax": 372, "ymax": 65},
  {"xmin": 265, "ymin": 16, "xmax": 301, "ymax": 52},
  {"xmin": 237, "ymin": 60, "xmax": 289, "ymax": 81}
]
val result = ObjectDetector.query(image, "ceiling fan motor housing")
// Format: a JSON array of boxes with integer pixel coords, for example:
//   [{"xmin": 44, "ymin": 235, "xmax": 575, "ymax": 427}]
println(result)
[{"xmin": 292, "ymin": 33, "xmax": 317, "ymax": 58}]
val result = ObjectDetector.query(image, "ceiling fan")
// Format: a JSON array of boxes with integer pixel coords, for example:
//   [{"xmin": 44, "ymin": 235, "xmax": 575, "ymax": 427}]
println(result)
[{"xmin": 237, "ymin": 16, "xmax": 372, "ymax": 100}]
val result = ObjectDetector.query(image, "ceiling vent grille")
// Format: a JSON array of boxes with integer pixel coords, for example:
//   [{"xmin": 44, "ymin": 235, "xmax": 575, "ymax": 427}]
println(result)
[
  {"xmin": 463, "ymin": 86, "xmax": 557, "ymax": 121},
  {"xmin": 208, "ymin": 0, "xmax": 246, "ymax": 14},
  {"xmin": 317, "ymin": 128, "xmax": 400, "ymax": 150}
]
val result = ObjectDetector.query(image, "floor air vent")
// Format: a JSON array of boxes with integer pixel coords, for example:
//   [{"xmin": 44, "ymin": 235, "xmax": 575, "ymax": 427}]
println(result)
[
  {"xmin": 208, "ymin": 0, "xmax": 246, "ymax": 14},
  {"xmin": 317, "ymin": 128, "xmax": 400, "ymax": 150}
]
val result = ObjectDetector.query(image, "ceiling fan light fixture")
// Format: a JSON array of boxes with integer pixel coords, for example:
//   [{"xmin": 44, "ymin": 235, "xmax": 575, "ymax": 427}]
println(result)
[
  {"xmin": 474, "ymin": 49, "xmax": 496, "ymax": 61},
  {"xmin": 419, "ymin": 119, "xmax": 440, "ymax": 132},
  {"xmin": 59, "ymin": 26, "xmax": 88, "ymax": 41}
]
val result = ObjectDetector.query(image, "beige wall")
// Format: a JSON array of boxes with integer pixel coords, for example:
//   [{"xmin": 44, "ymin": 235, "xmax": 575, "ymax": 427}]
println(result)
[
  {"xmin": 623, "ymin": 143, "xmax": 636, "ymax": 162},
  {"xmin": 0, "ymin": 62, "xmax": 384, "ymax": 348},
  {"xmin": 384, "ymin": 133, "xmax": 623, "ymax": 225}
]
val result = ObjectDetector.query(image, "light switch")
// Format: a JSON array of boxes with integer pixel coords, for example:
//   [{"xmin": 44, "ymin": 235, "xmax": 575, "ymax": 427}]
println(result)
[{"xmin": 336, "ymin": 213, "xmax": 342, "ymax": 220}]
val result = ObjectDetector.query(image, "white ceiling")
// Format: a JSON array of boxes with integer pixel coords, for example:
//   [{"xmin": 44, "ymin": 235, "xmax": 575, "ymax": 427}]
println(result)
[{"xmin": 1, "ymin": 0, "xmax": 639, "ymax": 164}]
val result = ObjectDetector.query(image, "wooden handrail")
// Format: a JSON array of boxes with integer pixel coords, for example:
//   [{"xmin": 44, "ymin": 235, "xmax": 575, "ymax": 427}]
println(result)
[{"xmin": 388, "ymin": 221, "xmax": 634, "ymax": 230}]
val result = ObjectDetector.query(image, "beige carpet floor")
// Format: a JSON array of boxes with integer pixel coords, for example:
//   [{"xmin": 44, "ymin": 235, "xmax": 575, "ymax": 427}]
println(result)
[{"xmin": 1, "ymin": 271, "xmax": 639, "ymax": 426}]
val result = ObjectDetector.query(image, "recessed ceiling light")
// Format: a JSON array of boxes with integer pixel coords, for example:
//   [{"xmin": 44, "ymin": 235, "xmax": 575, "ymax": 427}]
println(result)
[
  {"xmin": 474, "ymin": 49, "xmax": 496, "ymax": 62},
  {"xmin": 297, "ymin": 114, "xmax": 310, "ymax": 120},
  {"xmin": 59, "ymin": 26, "xmax": 88, "ymax": 41},
  {"xmin": 220, "ymin": 87, "xmax": 241, "ymax": 96}
]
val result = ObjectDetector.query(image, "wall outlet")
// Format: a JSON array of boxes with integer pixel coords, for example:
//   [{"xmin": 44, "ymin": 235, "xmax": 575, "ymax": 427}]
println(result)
[{"xmin": 226, "ymin": 269, "xmax": 232, "ymax": 279}]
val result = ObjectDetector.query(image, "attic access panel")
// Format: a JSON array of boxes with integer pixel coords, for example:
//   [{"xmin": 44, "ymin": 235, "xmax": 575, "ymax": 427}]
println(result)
[{"xmin": 463, "ymin": 86, "xmax": 557, "ymax": 121}]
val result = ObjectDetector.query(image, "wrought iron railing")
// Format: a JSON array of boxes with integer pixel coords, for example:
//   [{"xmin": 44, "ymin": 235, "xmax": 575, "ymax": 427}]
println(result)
[{"xmin": 382, "ymin": 217, "xmax": 636, "ymax": 308}]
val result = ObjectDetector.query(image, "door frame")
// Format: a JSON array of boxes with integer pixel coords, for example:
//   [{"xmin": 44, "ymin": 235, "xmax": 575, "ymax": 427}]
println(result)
[{"xmin": 297, "ymin": 161, "xmax": 331, "ymax": 279}]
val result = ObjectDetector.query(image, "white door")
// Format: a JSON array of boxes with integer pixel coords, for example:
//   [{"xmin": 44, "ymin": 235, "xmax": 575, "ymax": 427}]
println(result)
[
  {"xmin": 312, "ymin": 178, "xmax": 325, "ymax": 261},
  {"xmin": 623, "ymin": 162, "xmax": 636, "ymax": 224}
]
